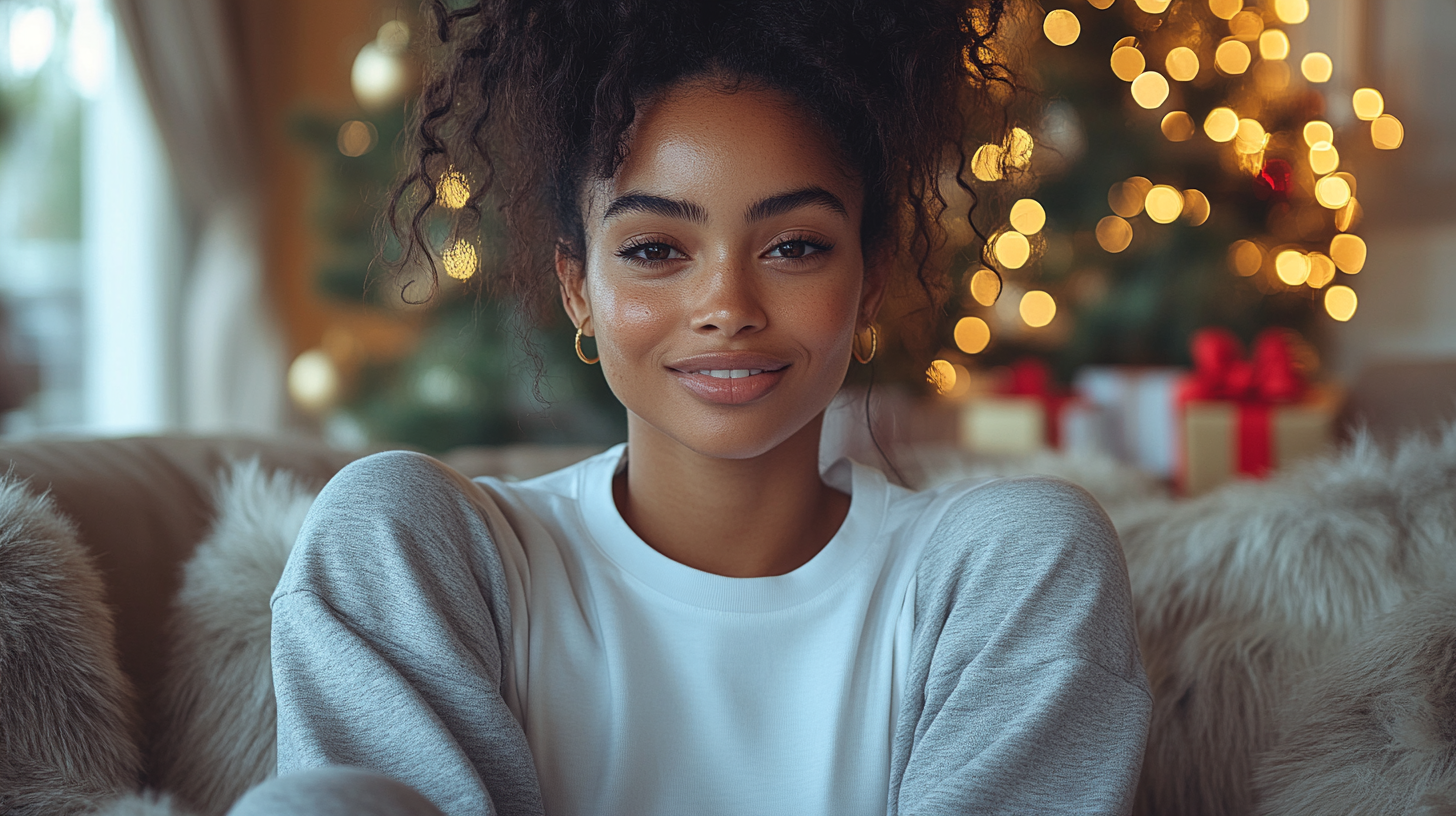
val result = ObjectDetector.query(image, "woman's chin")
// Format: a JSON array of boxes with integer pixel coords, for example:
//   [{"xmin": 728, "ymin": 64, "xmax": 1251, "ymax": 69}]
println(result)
[{"xmin": 629, "ymin": 403, "xmax": 825, "ymax": 463}]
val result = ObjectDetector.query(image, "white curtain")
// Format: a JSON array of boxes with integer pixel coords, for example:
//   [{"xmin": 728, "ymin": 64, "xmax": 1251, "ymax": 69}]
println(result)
[{"xmin": 110, "ymin": 0, "xmax": 285, "ymax": 434}]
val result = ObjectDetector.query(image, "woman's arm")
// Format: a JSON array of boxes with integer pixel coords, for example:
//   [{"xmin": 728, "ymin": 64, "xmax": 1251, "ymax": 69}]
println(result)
[
  {"xmin": 270, "ymin": 451, "xmax": 543, "ymax": 816},
  {"xmin": 890, "ymin": 477, "xmax": 1152, "ymax": 816}
]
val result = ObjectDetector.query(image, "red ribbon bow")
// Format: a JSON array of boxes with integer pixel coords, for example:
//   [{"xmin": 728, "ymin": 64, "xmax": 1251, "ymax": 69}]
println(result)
[
  {"xmin": 999, "ymin": 358, "xmax": 1071, "ymax": 448},
  {"xmin": 1178, "ymin": 327, "xmax": 1307, "ymax": 480},
  {"xmin": 1181, "ymin": 327, "xmax": 1306, "ymax": 404}
]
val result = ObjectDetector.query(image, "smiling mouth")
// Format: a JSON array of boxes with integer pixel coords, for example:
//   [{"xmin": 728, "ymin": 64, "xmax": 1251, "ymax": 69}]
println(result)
[
  {"xmin": 691, "ymin": 369, "xmax": 767, "ymax": 379},
  {"xmin": 671, "ymin": 365, "xmax": 789, "ymax": 405}
]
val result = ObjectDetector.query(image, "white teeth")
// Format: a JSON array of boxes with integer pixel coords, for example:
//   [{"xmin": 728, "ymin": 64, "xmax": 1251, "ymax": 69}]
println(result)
[{"xmin": 695, "ymin": 369, "xmax": 766, "ymax": 379}]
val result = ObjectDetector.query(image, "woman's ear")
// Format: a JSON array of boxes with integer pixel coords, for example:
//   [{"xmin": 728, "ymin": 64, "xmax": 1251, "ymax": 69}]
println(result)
[
  {"xmin": 556, "ymin": 244, "xmax": 592, "ymax": 332},
  {"xmin": 859, "ymin": 249, "xmax": 891, "ymax": 329}
]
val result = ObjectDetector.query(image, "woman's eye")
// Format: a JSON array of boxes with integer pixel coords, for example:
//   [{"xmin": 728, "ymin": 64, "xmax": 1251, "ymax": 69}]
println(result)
[
  {"xmin": 623, "ymin": 242, "xmax": 684, "ymax": 263},
  {"xmin": 768, "ymin": 240, "xmax": 828, "ymax": 259}
]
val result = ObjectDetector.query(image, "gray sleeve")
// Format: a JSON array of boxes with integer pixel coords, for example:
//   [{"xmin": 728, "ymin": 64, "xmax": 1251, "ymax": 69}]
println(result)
[
  {"xmin": 890, "ymin": 476, "xmax": 1151, "ymax": 816},
  {"xmin": 270, "ymin": 451, "xmax": 543, "ymax": 816}
]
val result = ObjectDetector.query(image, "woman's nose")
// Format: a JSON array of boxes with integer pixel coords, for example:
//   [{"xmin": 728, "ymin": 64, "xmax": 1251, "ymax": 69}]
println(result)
[{"xmin": 690, "ymin": 255, "xmax": 766, "ymax": 338}]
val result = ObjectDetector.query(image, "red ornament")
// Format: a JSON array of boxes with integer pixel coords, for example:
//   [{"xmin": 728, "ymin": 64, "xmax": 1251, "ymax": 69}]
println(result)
[{"xmin": 1255, "ymin": 158, "xmax": 1293, "ymax": 201}]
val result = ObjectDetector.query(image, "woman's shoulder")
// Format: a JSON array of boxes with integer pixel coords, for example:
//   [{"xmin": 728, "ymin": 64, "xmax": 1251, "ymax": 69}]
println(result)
[
  {"xmin": 906, "ymin": 474, "xmax": 1142, "ymax": 683},
  {"xmin": 901, "ymin": 473, "xmax": 1123, "ymax": 586}
]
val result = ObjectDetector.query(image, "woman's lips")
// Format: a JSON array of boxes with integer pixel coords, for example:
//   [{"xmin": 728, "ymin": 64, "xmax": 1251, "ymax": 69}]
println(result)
[
  {"xmin": 666, "ymin": 354, "xmax": 791, "ymax": 405},
  {"xmin": 672, "ymin": 368, "xmax": 787, "ymax": 404}
]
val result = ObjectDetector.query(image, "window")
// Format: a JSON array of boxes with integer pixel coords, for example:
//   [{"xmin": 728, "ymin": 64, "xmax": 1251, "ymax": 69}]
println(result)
[{"xmin": 0, "ymin": 0, "xmax": 178, "ymax": 436}]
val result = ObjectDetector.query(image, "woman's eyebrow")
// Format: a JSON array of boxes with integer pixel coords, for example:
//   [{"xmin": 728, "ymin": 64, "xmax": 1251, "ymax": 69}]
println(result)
[
  {"xmin": 603, "ymin": 193, "xmax": 709, "ymax": 225},
  {"xmin": 744, "ymin": 187, "xmax": 847, "ymax": 223}
]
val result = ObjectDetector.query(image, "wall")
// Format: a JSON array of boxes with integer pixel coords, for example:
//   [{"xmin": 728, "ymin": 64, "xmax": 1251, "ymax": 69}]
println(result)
[
  {"xmin": 247, "ymin": 0, "xmax": 414, "ymax": 363},
  {"xmin": 1303, "ymin": 0, "xmax": 1456, "ymax": 378}
]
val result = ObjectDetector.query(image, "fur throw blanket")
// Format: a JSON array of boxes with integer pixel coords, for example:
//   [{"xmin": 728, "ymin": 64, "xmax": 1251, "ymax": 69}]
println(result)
[
  {"xmin": 0, "ymin": 480, "xmax": 141, "ymax": 815},
  {"xmin": 922, "ymin": 425, "xmax": 1456, "ymax": 816}
]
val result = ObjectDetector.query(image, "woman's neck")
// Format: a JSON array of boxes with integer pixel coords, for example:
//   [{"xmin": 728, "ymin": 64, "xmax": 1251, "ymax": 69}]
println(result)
[{"xmin": 613, "ymin": 412, "xmax": 851, "ymax": 578}]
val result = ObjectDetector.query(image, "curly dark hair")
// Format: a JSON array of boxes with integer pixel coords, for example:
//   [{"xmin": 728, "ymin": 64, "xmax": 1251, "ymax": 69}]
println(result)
[{"xmin": 385, "ymin": 0, "xmax": 1015, "ymax": 333}]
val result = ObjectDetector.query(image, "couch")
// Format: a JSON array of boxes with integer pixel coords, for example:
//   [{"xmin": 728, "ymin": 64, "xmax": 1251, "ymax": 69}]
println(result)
[{"xmin": 3, "ymin": 426, "xmax": 1456, "ymax": 816}]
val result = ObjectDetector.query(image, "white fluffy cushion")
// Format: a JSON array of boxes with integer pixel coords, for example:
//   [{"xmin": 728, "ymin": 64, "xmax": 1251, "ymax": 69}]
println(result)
[{"xmin": 150, "ymin": 461, "xmax": 318, "ymax": 815}]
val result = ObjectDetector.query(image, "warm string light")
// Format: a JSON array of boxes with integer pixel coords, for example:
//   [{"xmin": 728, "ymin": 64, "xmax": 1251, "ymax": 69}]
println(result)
[
  {"xmin": 1111, "ymin": 45, "xmax": 1146, "ymax": 82},
  {"xmin": 1324, "ymin": 285, "xmax": 1357, "ymax": 321},
  {"xmin": 1229, "ymin": 240, "xmax": 1264, "ymax": 276},
  {"xmin": 337, "ymin": 121, "xmax": 378, "ymax": 157},
  {"xmin": 1303, "ymin": 120, "xmax": 1334, "ymax": 148},
  {"xmin": 1258, "ymin": 29, "xmax": 1290, "ymax": 61},
  {"xmin": 1274, "ymin": 0, "xmax": 1310, "ymax": 25},
  {"xmin": 1204, "ymin": 107, "xmax": 1239, "ymax": 142},
  {"xmin": 1182, "ymin": 190, "xmax": 1212, "ymax": 226},
  {"xmin": 442, "ymin": 239, "xmax": 479, "ymax": 280},
  {"xmin": 954, "ymin": 316, "xmax": 991, "ymax": 354},
  {"xmin": 1166, "ymin": 47, "xmax": 1200, "ymax": 82},
  {"xmin": 970, "ymin": 128, "xmax": 1034, "ymax": 182},
  {"xmin": 1145, "ymin": 185, "xmax": 1184, "ymax": 223},
  {"xmin": 1162, "ymin": 111, "xmax": 1196, "ymax": 141},
  {"xmin": 1275, "ymin": 249, "xmax": 1310, "ymax": 285},
  {"xmin": 1009, "ymin": 199, "xmax": 1046, "ymax": 234},
  {"xmin": 1131, "ymin": 71, "xmax": 1171, "ymax": 108},
  {"xmin": 1215, "ymin": 40, "xmax": 1252, "ymax": 75},
  {"xmin": 926, "ymin": 360, "xmax": 957, "ymax": 395},
  {"xmin": 1043, "ymin": 10, "xmax": 1080, "ymax": 47},
  {"xmin": 1330, "ymin": 234, "xmax": 1367, "ymax": 273},
  {"xmin": 1371, "ymin": 115, "xmax": 1404, "ymax": 149},
  {"xmin": 1097, "ymin": 216, "xmax": 1134, "ymax": 253},
  {"xmin": 437, "ymin": 169, "xmax": 471, "ymax": 209},
  {"xmin": 1019, "ymin": 291, "xmax": 1057, "ymax": 327},
  {"xmin": 1208, "ymin": 0, "xmax": 1242, "ymax": 19},
  {"xmin": 1229, "ymin": 11, "xmax": 1263, "ymax": 41},
  {"xmin": 1352, "ymin": 88, "xmax": 1385, "ymax": 121},
  {"xmin": 969, "ymin": 268, "xmax": 1001, "ymax": 306},
  {"xmin": 1305, "ymin": 253, "xmax": 1336, "ymax": 288},
  {"xmin": 1300, "ymin": 52, "xmax": 1332, "ymax": 82},
  {"xmin": 992, "ymin": 231, "xmax": 1031, "ymax": 269}
]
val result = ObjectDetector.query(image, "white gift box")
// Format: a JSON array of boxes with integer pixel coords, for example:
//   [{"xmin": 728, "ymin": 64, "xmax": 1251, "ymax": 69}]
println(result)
[{"xmin": 1073, "ymin": 366, "xmax": 1188, "ymax": 478}]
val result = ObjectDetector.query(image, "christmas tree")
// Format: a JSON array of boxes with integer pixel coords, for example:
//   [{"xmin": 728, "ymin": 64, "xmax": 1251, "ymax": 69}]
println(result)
[{"xmin": 924, "ymin": 0, "xmax": 1396, "ymax": 394}]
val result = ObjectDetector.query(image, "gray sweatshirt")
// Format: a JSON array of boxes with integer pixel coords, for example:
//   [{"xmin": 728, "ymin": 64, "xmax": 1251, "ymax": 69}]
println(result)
[{"xmin": 271, "ymin": 450, "xmax": 1151, "ymax": 815}]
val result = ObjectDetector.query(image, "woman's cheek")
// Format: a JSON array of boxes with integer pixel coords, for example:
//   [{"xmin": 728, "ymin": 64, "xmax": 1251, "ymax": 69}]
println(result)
[
  {"xmin": 591, "ymin": 280, "xmax": 672, "ymax": 391},
  {"xmin": 784, "ymin": 276, "xmax": 859, "ymax": 359}
]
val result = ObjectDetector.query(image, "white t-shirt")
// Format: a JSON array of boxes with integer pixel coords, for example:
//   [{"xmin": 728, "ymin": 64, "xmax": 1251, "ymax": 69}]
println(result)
[{"xmin": 476, "ymin": 444, "xmax": 959, "ymax": 816}]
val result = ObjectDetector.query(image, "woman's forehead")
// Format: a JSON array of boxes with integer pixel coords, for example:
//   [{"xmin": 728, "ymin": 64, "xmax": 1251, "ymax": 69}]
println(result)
[{"xmin": 588, "ymin": 82, "xmax": 862, "ymax": 222}]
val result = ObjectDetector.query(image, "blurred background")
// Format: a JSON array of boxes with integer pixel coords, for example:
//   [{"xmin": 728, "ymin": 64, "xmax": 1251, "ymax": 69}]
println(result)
[{"xmin": 0, "ymin": 0, "xmax": 1451, "ymax": 473}]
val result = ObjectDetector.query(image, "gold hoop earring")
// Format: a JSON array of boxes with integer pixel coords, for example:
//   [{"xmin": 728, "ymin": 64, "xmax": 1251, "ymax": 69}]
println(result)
[
  {"xmin": 574, "ymin": 323, "xmax": 599, "ymax": 365},
  {"xmin": 852, "ymin": 325, "xmax": 878, "ymax": 364}
]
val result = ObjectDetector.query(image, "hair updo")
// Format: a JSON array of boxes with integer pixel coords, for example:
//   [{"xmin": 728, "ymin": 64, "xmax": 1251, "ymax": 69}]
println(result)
[{"xmin": 386, "ymin": 0, "xmax": 1013, "ymax": 327}]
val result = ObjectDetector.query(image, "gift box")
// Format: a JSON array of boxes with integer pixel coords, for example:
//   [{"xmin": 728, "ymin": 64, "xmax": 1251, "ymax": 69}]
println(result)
[
  {"xmin": 1073, "ymin": 366, "xmax": 1187, "ymax": 477},
  {"xmin": 959, "ymin": 359, "xmax": 1102, "ymax": 456},
  {"xmin": 1177, "ymin": 328, "xmax": 1339, "ymax": 495}
]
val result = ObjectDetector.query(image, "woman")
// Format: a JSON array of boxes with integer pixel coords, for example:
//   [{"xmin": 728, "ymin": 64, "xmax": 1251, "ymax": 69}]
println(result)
[{"xmin": 248, "ymin": 1, "xmax": 1151, "ymax": 814}]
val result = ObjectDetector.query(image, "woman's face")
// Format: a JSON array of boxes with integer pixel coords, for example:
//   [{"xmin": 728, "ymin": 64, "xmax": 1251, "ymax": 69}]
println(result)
[{"xmin": 559, "ymin": 79, "xmax": 882, "ymax": 460}]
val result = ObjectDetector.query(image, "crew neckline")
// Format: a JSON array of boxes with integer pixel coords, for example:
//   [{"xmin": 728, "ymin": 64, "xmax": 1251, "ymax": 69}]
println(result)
[{"xmin": 577, "ymin": 444, "xmax": 889, "ymax": 613}]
